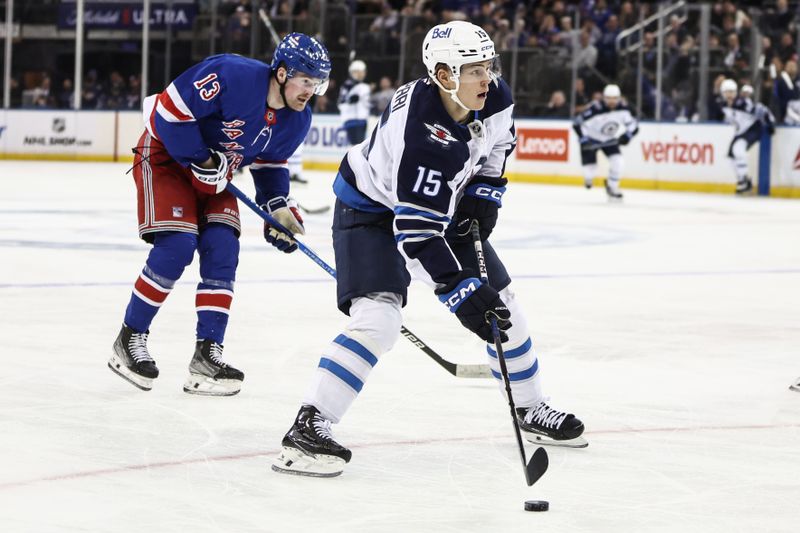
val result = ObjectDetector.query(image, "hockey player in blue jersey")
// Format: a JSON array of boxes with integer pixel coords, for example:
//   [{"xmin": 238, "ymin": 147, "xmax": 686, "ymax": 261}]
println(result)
[
  {"xmin": 715, "ymin": 79, "xmax": 775, "ymax": 194},
  {"xmin": 573, "ymin": 84, "xmax": 639, "ymax": 200},
  {"xmin": 109, "ymin": 33, "xmax": 330, "ymax": 395},
  {"xmin": 272, "ymin": 21, "xmax": 586, "ymax": 478}
]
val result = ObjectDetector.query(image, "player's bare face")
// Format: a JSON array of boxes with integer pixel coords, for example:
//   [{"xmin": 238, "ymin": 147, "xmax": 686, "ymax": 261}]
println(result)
[
  {"xmin": 723, "ymin": 91, "xmax": 736, "ymax": 105},
  {"xmin": 456, "ymin": 60, "xmax": 494, "ymax": 110},
  {"xmin": 604, "ymin": 96, "xmax": 620, "ymax": 109}
]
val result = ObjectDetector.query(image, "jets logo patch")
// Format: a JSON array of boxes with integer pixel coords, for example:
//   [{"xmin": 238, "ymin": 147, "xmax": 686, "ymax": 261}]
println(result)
[{"xmin": 424, "ymin": 123, "xmax": 457, "ymax": 146}]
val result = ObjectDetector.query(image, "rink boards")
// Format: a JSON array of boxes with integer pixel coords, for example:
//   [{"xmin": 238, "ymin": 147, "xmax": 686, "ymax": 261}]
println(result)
[{"xmin": 0, "ymin": 109, "xmax": 799, "ymax": 197}]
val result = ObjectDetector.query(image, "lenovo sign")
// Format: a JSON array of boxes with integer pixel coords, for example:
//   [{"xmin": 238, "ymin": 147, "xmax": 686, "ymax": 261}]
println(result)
[{"xmin": 516, "ymin": 128, "xmax": 570, "ymax": 161}]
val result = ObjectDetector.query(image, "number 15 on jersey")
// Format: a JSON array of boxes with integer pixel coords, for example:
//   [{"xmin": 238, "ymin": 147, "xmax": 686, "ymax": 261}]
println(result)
[{"xmin": 412, "ymin": 166, "xmax": 442, "ymax": 196}]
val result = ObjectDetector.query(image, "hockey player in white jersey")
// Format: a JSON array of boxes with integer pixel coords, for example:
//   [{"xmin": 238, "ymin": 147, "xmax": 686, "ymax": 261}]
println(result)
[
  {"xmin": 338, "ymin": 60, "xmax": 371, "ymax": 145},
  {"xmin": 573, "ymin": 84, "xmax": 638, "ymax": 200},
  {"xmin": 272, "ymin": 21, "xmax": 586, "ymax": 478},
  {"xmin": 715, "ymin": 79, "xmax": 775, "ymax": 194}
]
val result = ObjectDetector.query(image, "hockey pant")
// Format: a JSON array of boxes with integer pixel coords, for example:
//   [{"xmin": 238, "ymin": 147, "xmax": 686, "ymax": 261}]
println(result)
[{"xmin": 304, "ymin": 286, "xmax": 543, "ymax": 423}]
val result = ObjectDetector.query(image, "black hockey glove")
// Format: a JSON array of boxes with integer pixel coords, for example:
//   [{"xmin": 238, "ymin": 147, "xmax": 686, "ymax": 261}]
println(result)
[
  {"xmin": 435, "ymin": 269, "xmax": 511, "ymax": 343},
  {"xmin": 451, "ymin": 177, "xmax": 507, "ymax": 242},
  {"xmin": 619, "ymin": 133, "xmax": 631, "ymax": 145}
]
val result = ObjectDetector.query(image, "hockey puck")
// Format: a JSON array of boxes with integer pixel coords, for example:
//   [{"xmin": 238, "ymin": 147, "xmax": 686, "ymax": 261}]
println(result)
[{"xmin": 524, "ymin": 500, "xmax": 549, "ymax": 512}]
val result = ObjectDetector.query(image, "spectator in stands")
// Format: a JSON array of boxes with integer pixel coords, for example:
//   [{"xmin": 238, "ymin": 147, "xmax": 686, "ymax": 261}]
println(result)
[
  {"xmin": 589, "ymin": 0, "xmax": 612, "ymax": 29},
  {"xmin": 539, "ymin": 90, "xmax": 570, "ymax": 118},
  {"xmin": 619, "ymin": 1, "xmax": 637, "ymax": 30},
  {"xmin": 777, "ymin": 32, "xmax": 797, "ymax": 64},
  {"xmin": 57, "ymin": 78, "xmax": 74, "ymax": 109},
  {"xmin": 764, "ymin": 0, "xmax": 793, "ymax": 41},
  {"xmin": 536, "ymin": 13, "xmax": 560, "ymax": 48},
  {"xmin": 575, "ymin": 29, "xmax": 598, "ymax": 71},
  {"xmin": 575, "ymin": 77, "xmax": 590, "ymax": 113},
  {"xmin": 126, "ymin": 75, "xmax": 141, "ymax": 110},
  {"xmin": 81, "ymin": 70, "xmax": 103, "ymax": 109},
  {"xmin": 29, "ymin": 74, "xmax": 53, "ymax": 108},
  {"xmin": 596, "ymin": 15, "xmax": 620, "ymax": 78},
  {"xmin": 370, "ymin": 76, "xmax": 395, "ymax": 115},
  {"xmin": 708, "ymin": 74, "xmax": 727, "ymax": 120},
  {"xmin": 773, "ymin": 59, "xmax": 800, "ymax": 124},
  {"xmin": 723, "ymin": 33, "xmax": 743, "ymax": 70},
  {"xmin": 226, "ymin": 5, "xmax": 251, "ymax": 55},
  {"xmin": 102, "ymin": 71, "xmax": 127, "ymax": 110}
]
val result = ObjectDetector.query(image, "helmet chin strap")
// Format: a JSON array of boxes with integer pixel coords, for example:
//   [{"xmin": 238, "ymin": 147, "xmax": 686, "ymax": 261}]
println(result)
[{"xmin": 431, "ymin": 68, "xmax": 471, "ymax": 112}]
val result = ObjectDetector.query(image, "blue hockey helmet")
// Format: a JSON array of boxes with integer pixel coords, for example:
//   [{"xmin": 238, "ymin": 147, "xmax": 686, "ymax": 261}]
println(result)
[{"xmin": 271, "ymin": 32, "xmax": 331, "ymax": 95}]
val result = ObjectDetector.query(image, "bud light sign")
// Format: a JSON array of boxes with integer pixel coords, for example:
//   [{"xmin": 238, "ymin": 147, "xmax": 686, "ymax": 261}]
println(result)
[{"xmin": 58, "ymin": 2, "xmax": 196, "ymax": 29}]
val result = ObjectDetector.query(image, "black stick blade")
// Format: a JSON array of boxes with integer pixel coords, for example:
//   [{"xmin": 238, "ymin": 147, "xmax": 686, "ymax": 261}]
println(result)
[{"xmin": 525, "ymin": 447, "xmax": 549, "ymax": 487}]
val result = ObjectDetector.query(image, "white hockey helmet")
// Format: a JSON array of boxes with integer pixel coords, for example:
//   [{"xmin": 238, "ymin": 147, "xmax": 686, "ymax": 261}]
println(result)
[
  {"xmin": 422, "ymin": 21, "xmax": 497, "ymax": 110},
  {"xmin": 348, "ymin": 60, "xmax": 367, "ymax": 75},
  {"xmin": 720, "ymin": 78, "xmax": 737, "ymax": 94},
  {"xmin": 741, "ymin": 84, "xmax": 754, "ymax": 95},
  {"xmin": 603, "ymin": 84, "xmax": 621, "ymax": 98}
]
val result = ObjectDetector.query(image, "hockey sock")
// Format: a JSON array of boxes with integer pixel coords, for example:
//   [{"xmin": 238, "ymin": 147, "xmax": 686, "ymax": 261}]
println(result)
[
  {"xmin": 608, "ymin": 154, "xmax": 623, "ymax": 185},
  {"xmin": 488, "ymin": 286, "xmax": 543, "ymax": 407},
  {"xmin": 195, "ymin": 224, "xmax": 239, "ymax": 344},
  {"xmin": 124, "ymin": 232, "xmax": 197, "ymax": 333},
  {"xmin": 730, "ymin": 138, "xmax": 749, "ymax": 181},
  {"xmin": 304, "ymin": 294, "xmax": 402, "ymax": 422},
  {"xmin": 582, "ymin": 163, "xmax": 597, "ymax": 185}
]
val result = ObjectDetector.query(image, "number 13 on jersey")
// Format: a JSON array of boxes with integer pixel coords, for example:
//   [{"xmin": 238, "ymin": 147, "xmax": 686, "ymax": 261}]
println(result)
[{"xmin": 412, "ymin": 166, "xmax": 442, "ymax": 196}]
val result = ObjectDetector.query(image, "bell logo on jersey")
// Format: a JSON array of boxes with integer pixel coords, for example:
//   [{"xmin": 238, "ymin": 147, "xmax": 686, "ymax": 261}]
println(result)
[{"xmin": 424, "ymin": 123, "xmax": 457, "ymax": 146}]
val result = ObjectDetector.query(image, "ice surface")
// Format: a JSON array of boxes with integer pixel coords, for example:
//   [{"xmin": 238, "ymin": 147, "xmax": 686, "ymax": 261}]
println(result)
[{"xmin": 1, "ymin": 161, "xmax": 798, "ymax": 532}]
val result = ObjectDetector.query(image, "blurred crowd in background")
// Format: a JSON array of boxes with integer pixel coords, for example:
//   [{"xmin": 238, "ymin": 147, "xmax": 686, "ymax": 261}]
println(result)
[{"xmin": 4, "ymin": 0, "xmax": 800, "ymax": 123}]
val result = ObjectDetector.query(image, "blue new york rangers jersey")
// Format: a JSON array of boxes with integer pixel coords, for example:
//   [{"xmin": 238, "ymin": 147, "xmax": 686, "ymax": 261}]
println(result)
[
  {"xmin": 334, "ymin": 77, "xmax": 516, "ymax": 287},
  {"xmin": 142, "ymin": 54, "xmax": 310, "ymax": 204}
]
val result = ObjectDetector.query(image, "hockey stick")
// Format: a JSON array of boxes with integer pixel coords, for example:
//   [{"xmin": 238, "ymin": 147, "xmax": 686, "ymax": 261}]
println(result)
[
  {"xmin": 258, "ymin": 8, "xmax": 281, "ymax": 47},
  {"xmin": 581, "ymin": 137, "xmax": 622, "ymax": 151},
  {"xmin": 226, "ymin": 181, "xmax": 492, "ymax": 379},
  {"xmin": 296, "ymin": 202, "xmax": 331, "ymax": 215},
  {"xmin": 471, "ymin": 221, "xmax": 549, "ymax": 486}
]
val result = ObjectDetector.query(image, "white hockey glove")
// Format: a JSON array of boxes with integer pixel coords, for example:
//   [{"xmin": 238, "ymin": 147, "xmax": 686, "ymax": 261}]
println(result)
[
  {"xmin": 190, "ymin": 150, "xmax": 230, "ymax": 195},
  {"xmin": 261, "ymin": 196, "xmax": 305, "ymax": 253}
]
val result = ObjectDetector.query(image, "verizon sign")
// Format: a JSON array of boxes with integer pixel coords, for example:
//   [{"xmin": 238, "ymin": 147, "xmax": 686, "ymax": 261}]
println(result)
[
  {"xmin": 516, "ymin": 128, "xmax": 569, "ymax": 161},
  {"xmin": 641, "ymin": 136, "xmax": 714, "ymax": 165}
]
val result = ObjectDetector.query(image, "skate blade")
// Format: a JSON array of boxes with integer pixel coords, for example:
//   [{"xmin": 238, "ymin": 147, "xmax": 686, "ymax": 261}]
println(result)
[
  {"xmin": 789, "ymin": 382, "xmax": 800, "ymax": 392},
  {"xmin": 523, "ymin": 433, "xmax": 589, "ymax": 449},
  {"xmin": 183, "ymin": 373, "xmax": 242, "ymax": 396},
  {"xmin": 271, "ymin": 446, "xmax": 345, "ymax": 478},
  {"xmin": 108, "ymin": 356, "xmax": 153, "ymax": 391}
]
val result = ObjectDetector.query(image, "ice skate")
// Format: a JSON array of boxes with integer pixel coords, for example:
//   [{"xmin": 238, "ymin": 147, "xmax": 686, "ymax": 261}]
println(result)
[
  {"xmin": 584, "ymin": 177, "xmax": 593, "ymax": 189},
  {"xmin": 605, "ymin": 179, "xmax": 624, "ymax": 201},
  {"xmin": 108, "ymin": 324, "xmax": 159, "ymax": 391},
  {"xmin": 790, "ymin": 377, "xmax": 800, "ymax": 392},
  {"xmin": 736, "ymin": 176, "xmax": 753, "ymax": 195},
  {"xmin": 517, "ymin": 400, "xmax": 588, "ymax": 448},
  {"xmin": 183, "ymin": 339, "xmax": 244, "ymax": 396},
  {"xmin": 273, "ymin": 405, "xmax": 352, "ymax": 477},
  {"xmin": 289, "ymin": 173, "xmax": 308, "ymax": 184}
]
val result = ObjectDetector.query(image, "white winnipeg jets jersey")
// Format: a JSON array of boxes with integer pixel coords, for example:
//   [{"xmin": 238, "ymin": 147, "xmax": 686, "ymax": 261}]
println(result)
[
  {"xmin": 338, "ymin": 79, "xmax": 371, "ymax": 125},
  {"xmin": 722, "ymin": 97, "xmax": 759, "ymax": 135},
  {"xmin": 333, "ymin": 77, "xmax": 516, "ymax": 287},
  {"xmin": 573, "ymin": 100, "xmax": 638, "ymax": 142}
]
